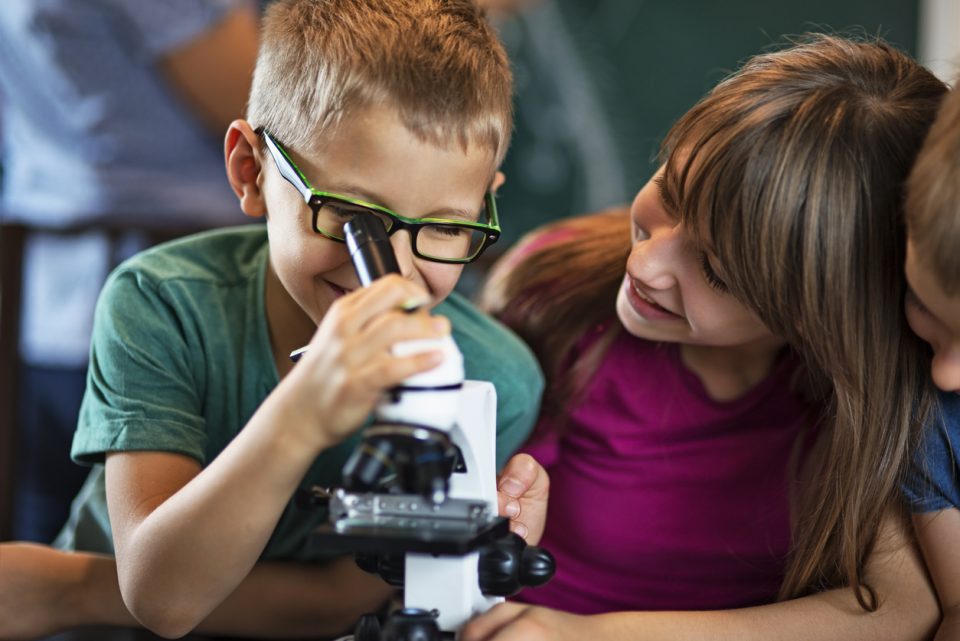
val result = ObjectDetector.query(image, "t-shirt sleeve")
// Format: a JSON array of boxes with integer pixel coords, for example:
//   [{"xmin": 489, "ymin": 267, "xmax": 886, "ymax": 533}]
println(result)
[
  {"xmin": 490, "ymin": 345, "xmax": 544, "ymax": 471},
  {"xmin": 111, "ymin": 0, "xmax": 240, "ymax": 59},
  {"xmin": 72, "ymin": 268, "xmax": 208, "ymax": 465},
  {"xmin": 903, "ymin": 392, "xmax": 960, "ymax": 513},
  {"xmin": 440, "ymin": 293, "xmax": 544, "ymax": 471}
]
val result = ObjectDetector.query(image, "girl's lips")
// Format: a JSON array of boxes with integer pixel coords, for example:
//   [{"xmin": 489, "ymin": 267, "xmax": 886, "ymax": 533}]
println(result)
[{"xmin": 624, "ymin": 277, "xmax": 683, "ymax": 321}]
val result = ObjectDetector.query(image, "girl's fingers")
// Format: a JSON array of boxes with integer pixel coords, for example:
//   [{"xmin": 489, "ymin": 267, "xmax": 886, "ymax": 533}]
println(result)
[
  {"xmin": 497, "ymin": 454, "xmax": 549, "ymax": 545},
  {"xmin": 461, "ymin": 602, "xmax": 530, "ymax": 641},
  {"xmin": 498, "ymin": 453, "xmax": 541, "ymax": 497}
]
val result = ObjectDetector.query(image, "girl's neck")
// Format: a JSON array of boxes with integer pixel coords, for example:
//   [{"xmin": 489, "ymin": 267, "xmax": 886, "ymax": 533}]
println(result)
[{"xmin": 679, "ymin": 336, "xmax": 788, "ymax": 402}]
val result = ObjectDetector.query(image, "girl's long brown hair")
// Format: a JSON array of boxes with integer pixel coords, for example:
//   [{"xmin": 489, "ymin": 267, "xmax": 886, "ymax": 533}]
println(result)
[
  {"xmin": 481, "ymin": 34, "xmax": 943, "ymax": 608},
  {"xmin": 481, "ymin": 207, "xmax": 631, "ymax": 420}
]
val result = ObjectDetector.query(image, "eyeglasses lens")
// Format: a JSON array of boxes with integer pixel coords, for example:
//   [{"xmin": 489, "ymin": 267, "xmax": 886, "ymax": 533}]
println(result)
[{"xmin": 315, "ymin": 201, "xmax": 487, "ymax": 261}]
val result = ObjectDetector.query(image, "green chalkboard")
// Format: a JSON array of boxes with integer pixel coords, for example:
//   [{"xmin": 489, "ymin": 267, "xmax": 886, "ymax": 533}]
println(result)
[{"xmin": 492, "ymin": 0, "xmax": 919, "ymax": 247}]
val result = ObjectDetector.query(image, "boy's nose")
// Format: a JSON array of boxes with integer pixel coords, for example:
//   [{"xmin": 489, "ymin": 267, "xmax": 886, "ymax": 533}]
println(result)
[
  {"xmin": 931, "ymin": 343, "xmax": 960, "ymax": 394},
  {"xmin": 390, "ymin": 230, "xmax": 417, "ymax": 278}
]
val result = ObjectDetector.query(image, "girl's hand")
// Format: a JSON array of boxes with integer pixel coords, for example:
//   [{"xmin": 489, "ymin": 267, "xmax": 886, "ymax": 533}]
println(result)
[
  {"xmin": 462, "ymin": 603, "xmax": 590, "ymax": 641},
  {"xmin": 289, "ymin": 275, "xmax": 449, "ymax": 451},
  {"xmin": 497, "ymin": 453, "xmax": 549, "ymax": 545}
]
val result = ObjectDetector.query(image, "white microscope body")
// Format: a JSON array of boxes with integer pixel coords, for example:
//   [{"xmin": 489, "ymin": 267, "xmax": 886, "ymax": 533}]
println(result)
[
  {"xmin": 381, "ymin": 337, "xmax": 503, "ymax": 632},
  {"xmin": 313, "ymin": 214, "xmax": 553, "ymax": 641}
]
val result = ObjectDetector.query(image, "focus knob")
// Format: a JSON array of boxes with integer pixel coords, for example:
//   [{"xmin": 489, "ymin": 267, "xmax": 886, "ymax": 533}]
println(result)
[
  {"xmin": 520, "ymin": 545, "xmax": 556, "ymax": 587},
  {"xmin": 382, "ymin": 608, "xmax": 442, "ymax": 641},
  {"xmin": 354, "ymin": 553, "xmax": 405, "ymax": 587},
  {"xmin": 354, "ymin": 614, "xmax": 382, "ymax": 641},
  {"xmin": 478, "ymin": 532, "xmax": 556, "ymax": 596}
]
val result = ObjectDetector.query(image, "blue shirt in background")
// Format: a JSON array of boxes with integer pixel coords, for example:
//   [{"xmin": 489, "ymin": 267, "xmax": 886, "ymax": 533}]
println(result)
[
  {"xmin": 0, "ymin": 0, "xmax": 241, "ymax": 227},
  {"xmin": 0, "ymin": 0, "xmax": 247, "ymax": 366},
  {"xmin": 904, "ymin": 391, "xmax": 960, "ymax": 513}
]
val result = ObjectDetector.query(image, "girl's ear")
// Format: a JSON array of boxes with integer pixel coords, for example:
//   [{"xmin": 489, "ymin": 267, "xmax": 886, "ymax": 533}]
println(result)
[
  {"xmin": 224, "ymin": 120, "xmax": 267, "ymax": 218},
  {"xmin": 491, "ymin": 171, "xmax": 506, "ymax": 194}
]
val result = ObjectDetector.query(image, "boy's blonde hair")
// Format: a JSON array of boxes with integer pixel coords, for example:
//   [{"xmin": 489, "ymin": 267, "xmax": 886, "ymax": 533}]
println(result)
[
  {"xmin": 906, "ymin": 84, "xmax": 960, "ymax": 294},
  {"xmin": 247, "ymin": 0, "xmax": 513, "ymax": 164}
]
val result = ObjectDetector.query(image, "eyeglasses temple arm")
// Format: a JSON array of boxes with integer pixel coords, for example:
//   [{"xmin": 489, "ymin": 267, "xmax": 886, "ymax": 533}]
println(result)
[
  {"xmin": 262, "ymin": 131, "xmax": 315, "ymax": 204},
  {"xmin": 485, "ymin": 192, "xmax": 501, "ymax": 230}
]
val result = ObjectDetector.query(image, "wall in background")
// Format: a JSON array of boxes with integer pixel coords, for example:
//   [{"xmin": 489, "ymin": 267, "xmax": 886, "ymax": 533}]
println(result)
[
  {"xmin": 492, "ymin": 0, "xmax": 921, "ymax": 252},
  {"xmin": 919, "ymin": 0, "xmax": 960, "ymax": 82}
]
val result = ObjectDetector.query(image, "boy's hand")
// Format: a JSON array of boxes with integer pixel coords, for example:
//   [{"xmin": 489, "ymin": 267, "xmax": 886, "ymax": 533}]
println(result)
[
  {"xmin": 289, "ymin": 275, "xmax": 449, "ymax": 451},
  {"xmin": 497, "ymin": 453, "xmax": 549, "ymax": 545}
]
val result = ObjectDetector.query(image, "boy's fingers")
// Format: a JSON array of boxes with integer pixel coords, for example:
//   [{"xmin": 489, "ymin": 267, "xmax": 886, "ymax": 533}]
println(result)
[
  {"xmin": 313, "ymin": 299, "xmax": 449, "ymax": 363},
  {"xmin": 350, "ymin": 315, "xmax": 451, "ymax": 381},
  {"xmin": 354, "ymin": 349, "xmax": 446, "ymax": 389},
  {"xmin": 363, "ymin": 309, "xmax": 450, "ymax": 346},
  {"xmin": 348, "ymin": 275, "xmax": 431, "ymax": 317}
]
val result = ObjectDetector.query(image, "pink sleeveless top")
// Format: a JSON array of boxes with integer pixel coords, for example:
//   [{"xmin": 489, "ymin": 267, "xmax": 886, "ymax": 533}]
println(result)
[{"xmin": 516, "ymin": 326, "xmax": 815, "ymax": 613}]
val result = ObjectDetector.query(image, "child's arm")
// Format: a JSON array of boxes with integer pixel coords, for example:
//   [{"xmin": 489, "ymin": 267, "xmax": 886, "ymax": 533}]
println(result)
[
  {"xmin": 0, "ymin": 542, "xmax": 390, "ymax": 639},
  {"xmin": 915, "ymin": 510, "xmax": 960, "ymax": 640},
  {"xmin": 462, "ymin": 509, "xmax": 939, "ymax": 641},
  {"xmin": 1, "ymin": 453, "xmax": 540, "ymax": 640},
  {"xmin": 158, "ymin": 4, "xmax": 258, "ymax": 136},
  {"xmin": 104, "ymin": 276, "xmax": 449, "ymax": 638}
]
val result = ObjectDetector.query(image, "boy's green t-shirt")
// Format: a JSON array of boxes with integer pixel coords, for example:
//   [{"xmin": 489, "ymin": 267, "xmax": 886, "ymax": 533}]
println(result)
[{"xmin": 60, "ymin": 225, "xmax": 543, "ymax": 561}]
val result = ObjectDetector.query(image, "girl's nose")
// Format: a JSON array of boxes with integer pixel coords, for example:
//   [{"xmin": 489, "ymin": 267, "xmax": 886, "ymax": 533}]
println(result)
[{"xmin": 626, "ymin": 224, "xmax": 682, "ymax": 291}]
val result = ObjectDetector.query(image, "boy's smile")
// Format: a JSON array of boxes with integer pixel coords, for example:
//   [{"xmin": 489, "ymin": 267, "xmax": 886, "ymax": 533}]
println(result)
[
  {"xmin": 905, "ymin": 239, "xmax": 960, "ymax": 393},
  {"xmin": 250, "ymin": 104, "xmax": 499, "ymax": 353}
]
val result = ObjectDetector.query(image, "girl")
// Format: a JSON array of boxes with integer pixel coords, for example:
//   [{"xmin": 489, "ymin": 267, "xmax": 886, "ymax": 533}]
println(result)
[{"xmin": 467, "ymin": 34, "xmax": 944, "ymax": 640}]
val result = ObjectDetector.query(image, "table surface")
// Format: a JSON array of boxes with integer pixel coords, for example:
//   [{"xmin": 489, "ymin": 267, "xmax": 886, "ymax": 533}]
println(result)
[{"xmin": 42, "ymin": 628, "xmax": 251, "ymax": 641}]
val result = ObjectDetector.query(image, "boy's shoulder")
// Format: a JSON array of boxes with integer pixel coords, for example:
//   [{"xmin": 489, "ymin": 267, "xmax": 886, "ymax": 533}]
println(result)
[
  {"xmin": 905, "ymin": 390, "xmax": 960, "ymax": 513},
  {"xmin": 934, "ymin": 390, "xmax": 960, "ymax": 432},
  {"xmin": 437, "ymin": 291, "xmax": 543, "ymax": 388},
  {"xmin": 110, "ymin": 224, "xmax": 267, "ymax": 289}
]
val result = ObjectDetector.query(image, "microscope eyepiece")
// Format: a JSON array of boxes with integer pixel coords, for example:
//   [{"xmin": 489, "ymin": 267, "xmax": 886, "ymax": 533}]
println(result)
[{"xmin": 345, "ymin": 215, "xmax": 400, "ymax": 286}]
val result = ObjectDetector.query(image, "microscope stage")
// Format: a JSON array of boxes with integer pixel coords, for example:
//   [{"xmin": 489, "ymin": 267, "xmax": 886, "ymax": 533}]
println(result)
[{"xmin": 310, "ymin": 513, "xmax": 510, "ymax": 556}]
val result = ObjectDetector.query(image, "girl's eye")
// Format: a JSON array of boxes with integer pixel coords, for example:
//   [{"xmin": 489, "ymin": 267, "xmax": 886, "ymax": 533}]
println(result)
[{"xmin": 700, "ymin": 252, "xmax": 729, "ymax": 293}]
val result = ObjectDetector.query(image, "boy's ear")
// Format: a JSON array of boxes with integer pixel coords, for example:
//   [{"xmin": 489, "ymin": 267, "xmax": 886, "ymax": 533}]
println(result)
[
  {"xmin": 491, "ymin": 171, "xmax": 506, "ymax": 194},
  {"xmin": 225, "ymin": 119, "xmax": 267, "ymax": 218}
]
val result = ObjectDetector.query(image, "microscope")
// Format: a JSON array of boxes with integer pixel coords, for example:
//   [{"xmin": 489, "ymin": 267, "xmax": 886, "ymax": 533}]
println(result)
[{"xmin": 307, "ymin": 215, "xmax": 555, "ymax": 641}]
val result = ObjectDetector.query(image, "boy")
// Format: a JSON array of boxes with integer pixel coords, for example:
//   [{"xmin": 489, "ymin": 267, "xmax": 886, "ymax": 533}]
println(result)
[
  {"xmin": 902, "ymin": 81, "xmax": 960, "ymax": 640},
  {"xmin": 0, "ymin": 1, "xmax": 546, "ymax": 638}
]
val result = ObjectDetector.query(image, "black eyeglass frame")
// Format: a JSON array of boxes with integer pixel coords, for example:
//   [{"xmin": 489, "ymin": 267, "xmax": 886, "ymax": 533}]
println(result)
[{"xmin": 257, "ymin": 128, "xmax": 501, "ymax": 264}]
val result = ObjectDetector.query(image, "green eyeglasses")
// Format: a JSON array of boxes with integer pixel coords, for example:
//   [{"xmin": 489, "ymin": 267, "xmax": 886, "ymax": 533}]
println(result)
[{"xmin": 258, "ymin": 128, "xmax": 501, "ymax": 264}]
